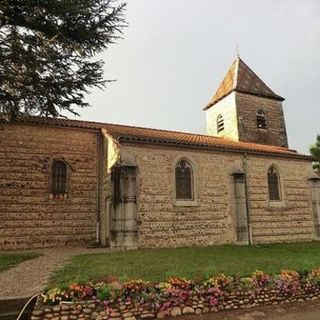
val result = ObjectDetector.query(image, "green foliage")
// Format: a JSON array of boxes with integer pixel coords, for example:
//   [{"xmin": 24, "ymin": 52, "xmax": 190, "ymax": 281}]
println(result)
[
  {"xmin": 42, "ymin": 269, "xmax": 320, "ymax": 306},
  {"xmin": 0, "ymin": 252, "xmax": 41, "ymax": 272},
  {"xmin": 49, "ymin": 242, "xmax": 320, "ymax": 287},
  {"xmin": 0, "ymin": 0, "xmax": 126, "ymax": 119},
  {"xmin": 310, "ymin": 134, "xmax": 320, "ymax": 172},
  {"xmin": 96, "ymin": 283, "xmax": 112, "ymax": 300}
]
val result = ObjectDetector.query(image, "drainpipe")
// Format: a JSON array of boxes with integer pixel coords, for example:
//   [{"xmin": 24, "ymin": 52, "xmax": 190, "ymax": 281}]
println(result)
[
  {"xmin": 242, "ymin": 152, "xmax": 252, "ymax": 245},
  {"xmin": 95, "ymin": 132, "xmax": 104, "ymax": 244}
]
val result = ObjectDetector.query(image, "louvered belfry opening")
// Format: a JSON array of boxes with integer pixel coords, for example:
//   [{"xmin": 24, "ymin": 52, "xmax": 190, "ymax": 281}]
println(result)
[
  {"xmin": 257, "ymin": 111, "xmax": 267, "ymax": 129},
  {"xmin": 52, "ymin": 160, "xmax": 67, "ymax": 196},
  {"xmin": 268, "ymin": 166, "xmax": 280, "ymax": 201},
  {"xmin": 175, "ymin": 159, "xmax": 193, "ymax": 200},
  {"xmin": 217, "ymin": 114, "xmax": 224, "ymax": 133}
]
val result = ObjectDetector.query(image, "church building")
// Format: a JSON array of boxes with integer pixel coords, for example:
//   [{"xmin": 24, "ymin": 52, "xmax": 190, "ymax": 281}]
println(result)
[{"xmin": 1, "ymin": 57, "xmax": 320, "ymax": 250}]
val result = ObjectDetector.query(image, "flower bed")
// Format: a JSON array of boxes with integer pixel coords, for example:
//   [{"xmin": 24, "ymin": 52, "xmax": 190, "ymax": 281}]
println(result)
[{"xmin": 32, "ymin": 269, "xmax": 320, "ymax": 320}]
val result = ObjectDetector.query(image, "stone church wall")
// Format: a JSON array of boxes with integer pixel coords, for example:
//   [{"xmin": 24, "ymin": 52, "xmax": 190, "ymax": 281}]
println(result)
[
  {"xmin": 246, "ymin": 156, "xmax": 314, "ymax": 243},
  {"xmin": 121, "ymin": 143, "xmax": 314, "ymax": 248},
  {"xmin": 0, "ymin": 122, "xmax": 314, "ymax": 250},
  {"xmin": 0, "ymin": 123, "xmax": 99, "ymax": 250},
  {"xmin": 122, "ymin": 144, "xmax": 240, "ymax": 248}
]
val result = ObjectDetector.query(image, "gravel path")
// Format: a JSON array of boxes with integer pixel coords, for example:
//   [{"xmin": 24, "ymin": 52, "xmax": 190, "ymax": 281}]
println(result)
[{"xmin": 0, "ymin": 247, "xmax": 110, "ymax": 299}]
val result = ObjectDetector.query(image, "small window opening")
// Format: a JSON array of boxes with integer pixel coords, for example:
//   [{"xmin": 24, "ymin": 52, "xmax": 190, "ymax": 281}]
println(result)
[
  {"xmin": 257, "ymin": 111, "xmax": 267, "ymax": 129},
  {"xmin": 52, "ymin": 160, "xmax": 67, "ymax": 198},
  {"xmin": 268, "ymin": 166, "xmax": 281, "ymax": 201},
  {"xmin": 217, "ymin": 114, "xmax": 224, "ymax": 133},
  {"xmin": 175, "ymin": 159, "xmax": 193, "ymax": 200}
]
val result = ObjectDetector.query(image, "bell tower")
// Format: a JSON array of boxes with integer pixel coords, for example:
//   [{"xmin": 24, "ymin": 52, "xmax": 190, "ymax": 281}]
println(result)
[{"xmin": 204, "ymin": 57, "xmax": 288, "ymax": 148}]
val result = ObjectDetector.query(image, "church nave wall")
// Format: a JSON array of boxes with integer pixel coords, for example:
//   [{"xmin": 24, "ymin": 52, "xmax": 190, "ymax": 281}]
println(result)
[
  {"xmin": 0, "ymin": 123, "xmax": 99, "ymax": 250},
  {"xmin": 121, "ymin": 143, "xmax": 314, "ymax": 248}
]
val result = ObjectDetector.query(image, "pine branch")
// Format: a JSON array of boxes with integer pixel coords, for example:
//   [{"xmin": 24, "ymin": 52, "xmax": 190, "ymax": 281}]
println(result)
[{"xmin": 0, "ymin": 0, "xmax": 127, "ymax": 118}]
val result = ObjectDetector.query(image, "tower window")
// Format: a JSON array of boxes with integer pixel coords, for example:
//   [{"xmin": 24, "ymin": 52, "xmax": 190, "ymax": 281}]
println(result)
[
  {"xmin": 268, "ymin": 166, "xmax": 281, "ymax": 201},
  {"xmin": 175, "ymin": 159, "xmax": 193, "ymax": 200},
  {"xmin": 217, "ymin": 114, "xmax": 224, "ymax": 133},
  {"xmin": 257, "ymin": 111, "xmax": 267, "ymax": 129},
  {"xmin": 51, "ymin": 160, "xmax": 67, "ymax": 198}
]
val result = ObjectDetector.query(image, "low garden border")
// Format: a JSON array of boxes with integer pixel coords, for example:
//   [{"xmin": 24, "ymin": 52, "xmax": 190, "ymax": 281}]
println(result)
[{"xmin": 32, "ymin": 269, "xmax": 320, "ymax": 320}]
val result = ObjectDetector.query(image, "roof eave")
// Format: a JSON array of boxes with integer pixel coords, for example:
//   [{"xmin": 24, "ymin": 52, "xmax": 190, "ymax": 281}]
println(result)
[
  {"xmin": 203, "ymin": 89, "xmax": 285, "ymax": 111},
  {"xmin": 119, "ymin": 137, "xmax": 312, "ymax": 161}
]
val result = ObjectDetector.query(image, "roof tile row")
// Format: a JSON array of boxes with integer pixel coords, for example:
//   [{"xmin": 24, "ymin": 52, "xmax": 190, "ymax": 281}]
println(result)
[{"xmin": 5, "ymin": 116, "xmax": 311, "ymax": 160}]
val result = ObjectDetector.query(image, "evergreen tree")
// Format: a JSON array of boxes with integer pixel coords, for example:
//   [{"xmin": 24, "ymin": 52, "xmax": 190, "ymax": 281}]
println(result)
[
  {"xmin": 0, "ymin": 0, "xmax": 126, "ymax": 119},
  {"xmin": 310, "ymin": 135, "xmax": 320, "ymax": 173}
]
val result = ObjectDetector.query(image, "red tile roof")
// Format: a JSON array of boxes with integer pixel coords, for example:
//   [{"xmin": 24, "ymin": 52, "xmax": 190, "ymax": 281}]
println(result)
[
  {"xmin": 6, "ymin": 116, "xmax": 312, "ymax": 160},
  {"xmin": 204, "ymin": 57, "xmax": 285, "ymax": 110}
]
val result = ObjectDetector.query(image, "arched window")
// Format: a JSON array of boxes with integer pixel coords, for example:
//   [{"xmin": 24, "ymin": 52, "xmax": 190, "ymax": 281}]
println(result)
[
  {"xmin": 175, "ymin": 159, "xmax": 193, "ymax": 200},
  {"xmin": 52, "ymin": 160, "xmax": 67, "ymax": 197},
  {"xmin": 217, "ymin": 114, "xmax": 224, "ymax": 133},
  {"xmin": 257, "ymin": 111, "xmax": 267, "ymax": 129},
  {"xmin": 268, "ymin": 166, "xmax": 281, "ymax": 201}
]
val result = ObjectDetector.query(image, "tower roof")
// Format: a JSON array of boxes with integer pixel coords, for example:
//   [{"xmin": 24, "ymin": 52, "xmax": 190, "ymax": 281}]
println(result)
[{"xmin": 204, "ymin": 57, "xmax": 285, "ymax": 110}]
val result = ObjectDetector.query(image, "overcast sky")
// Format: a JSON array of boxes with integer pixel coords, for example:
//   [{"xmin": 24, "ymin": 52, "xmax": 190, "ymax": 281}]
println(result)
[{"xmin": 79, "ymin": 0, "xmax": 320, "ymax": 154}]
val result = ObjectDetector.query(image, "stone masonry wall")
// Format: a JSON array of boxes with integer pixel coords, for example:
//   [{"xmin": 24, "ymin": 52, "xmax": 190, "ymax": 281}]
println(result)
[
  {"xmin": 0, "ymin": 121, "xmax": 314, "ymax": 250},
  {"xmin": 236, "ymin": 92, "xmax": 288, "ymax": 147},
  {"xmin": 0, "ymin": 123, "xmax": 99, "ymax": 250},
  {"xmin": 123, "ymin": 144, "xmax": 241, "ymax": 248},
  {"xmin": 122, "ymin": 143, "xmax": 314, "ymax": 248},
  {"xmin": 246, "ymin": 156, "xmax": 314, "ymax": 243},
  {"xmin": 32, "ymin": 279, "xmax": 320, "ymax": 320}
]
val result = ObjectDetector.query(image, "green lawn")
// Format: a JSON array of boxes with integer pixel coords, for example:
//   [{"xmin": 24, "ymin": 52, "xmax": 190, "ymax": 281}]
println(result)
[
  {"xmin": 0, "ymin": 252, "xmax": 41, "ymax": 272},
  {"xmin": 50, "ymin": 242, "xmax": 320, "ymax": 287}
]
